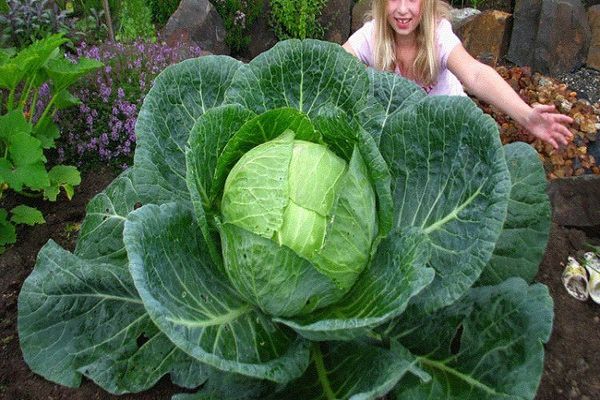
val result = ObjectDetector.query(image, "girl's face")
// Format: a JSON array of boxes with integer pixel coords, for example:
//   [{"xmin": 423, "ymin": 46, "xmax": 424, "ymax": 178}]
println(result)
[{"xmin": 386, "ymin": 0, "xmax": 423, "ymax": 38}]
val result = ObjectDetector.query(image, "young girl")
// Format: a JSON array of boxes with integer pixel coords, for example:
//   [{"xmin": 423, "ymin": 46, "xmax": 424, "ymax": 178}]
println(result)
[{"xmin": 343, "ymin": 0, "xmax": 573, "ymax": 149}]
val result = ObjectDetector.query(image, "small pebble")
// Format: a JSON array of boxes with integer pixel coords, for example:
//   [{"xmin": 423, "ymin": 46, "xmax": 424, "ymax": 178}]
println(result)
[{"xmin": 594, "ymin": 316, "xmax": 600, "ymax": 323}]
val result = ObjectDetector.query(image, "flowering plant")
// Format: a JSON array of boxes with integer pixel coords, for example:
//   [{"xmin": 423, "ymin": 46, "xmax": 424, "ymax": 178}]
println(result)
[{"xmin": 52, "ymin": 39, "xmax": 202, "ymax": 169}]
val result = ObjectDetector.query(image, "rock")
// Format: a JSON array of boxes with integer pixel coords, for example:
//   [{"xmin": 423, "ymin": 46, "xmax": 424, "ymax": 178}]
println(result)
[
  {"xmin": 320, "ymin": 0, "xmax": 353, "ymax": 44},
  {"xmin": 508, "ymin": 0, "xmax": 592, "ymax": 75},
  {"xmin": 455, "ymin": 10, "xmax": 512, "ymax": 67},
  {"xmin": 587, "ymin": 5, "xmax": 600, "ymax": 70},
  {"xmin": 163, "ymin": 0, "xmax": 229, "ymax": 55},
  {"xmin": 450, "ymin": 7, "xmax": 481, "ymax": 32},
  {"xmin": 507, "ymin": 0, "xmax": 542, "ymax": 66},
  {"xmin": 547, "ymin": 175, "xmax": 600, "ymax": 226},
  {"xmin": 537, "ymin": 0, "xmax": 592, "ymax": 74},
  {"xmin": 244, "ymin": 0, "xmax": 278, "ymax": 59},
  {"xmin": 352, "ymin": 0, "xmax": 372, "ymax": 33}
]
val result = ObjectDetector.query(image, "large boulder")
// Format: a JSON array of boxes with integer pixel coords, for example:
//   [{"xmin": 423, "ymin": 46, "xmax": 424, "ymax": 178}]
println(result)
[
  {"xmin": 163, "ymin": 0, "xmax": 229, "ymax": 55},
  {"xmin": 508, "ymin": 0, "xmax": 591, "ymax": 75},
  {"xmin": 320, "ymin": 0, "xmax": 353, "ymax": 44},
  {"xmin": 455, "ymin": 10, "xmax": 512, "ymax": 66},
  {"xmin": 352, "ymin": 0, "xmax": 372, "ymax": 33},
  {"xmin": 245, "ymin": 0, "xmax": 278, "ymax": 59},
  {"xmin": 588, "ymin": 5, "xmax": 600, "ymax": 70},
  {"xmin": 450, "ymin": 7, "xmax": 481, "ymax": 32}
]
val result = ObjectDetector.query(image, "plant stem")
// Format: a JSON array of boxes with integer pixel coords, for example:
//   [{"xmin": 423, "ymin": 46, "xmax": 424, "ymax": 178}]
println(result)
[
  {"xmin": 19, "ymin": 78, "xmax": 34, "ymax": 109},
  {"xmin": 29, "ymin": 87, "xmax": 40, "ymax": 123},
  {"xmin": 7, "ymin": 87, "xmax": 16, "ymax": 111},
  {"xmin": 312, "ymin": 342, "xmax": 336, "ymax": 400},
  {"xmin": 33, "ymin": 94, "xmax": 58, "ymax": 131}
]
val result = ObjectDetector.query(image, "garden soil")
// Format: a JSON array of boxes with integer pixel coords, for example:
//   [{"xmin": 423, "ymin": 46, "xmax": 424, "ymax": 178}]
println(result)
[{"xmin": 1, "ymin": 167, "xmax": 600, "ymax": 400}]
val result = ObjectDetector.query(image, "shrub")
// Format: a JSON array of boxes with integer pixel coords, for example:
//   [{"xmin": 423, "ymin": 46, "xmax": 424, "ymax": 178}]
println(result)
[
  {"xmin": 117, "ymin": 0, "xmax": 155, "ymax": 42},
  {"xmin": 269, "ymin": 0, "xmax": 327, "ymax": 40},
  {"xmin": 211, "ymin": 0, "xmax": 263, "ymax": 56},
  {"xmin": 52, "ymin": 39, "xmax": 202, "ymax": 170},
  {"xmin": 147, "ymin": 0, "xmax": 180, "ymax": 26},
  {"xmin": 0, "ymin": 0, "xmax": 74, "ymax": 48},
  {"xmin": 0, "ymin": 34, "xmax": 102, "ymax": 253}
]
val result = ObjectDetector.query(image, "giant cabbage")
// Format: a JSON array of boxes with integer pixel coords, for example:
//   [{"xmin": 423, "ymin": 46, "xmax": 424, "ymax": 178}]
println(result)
[{"xmin": 18, "ymin": 40, "xmax": 553, "ymax": 399}]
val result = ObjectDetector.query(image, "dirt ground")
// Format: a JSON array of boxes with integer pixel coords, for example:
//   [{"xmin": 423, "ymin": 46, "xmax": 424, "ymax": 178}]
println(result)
[{"xmin": 1, "ymin": 167, "xmax": 599, "ymax": 400}]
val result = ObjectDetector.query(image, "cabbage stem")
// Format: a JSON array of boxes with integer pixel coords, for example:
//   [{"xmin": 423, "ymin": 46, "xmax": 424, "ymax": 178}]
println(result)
[{"xmin": 312, "ymin": 342, "xmax": 336, "ymax": 400}]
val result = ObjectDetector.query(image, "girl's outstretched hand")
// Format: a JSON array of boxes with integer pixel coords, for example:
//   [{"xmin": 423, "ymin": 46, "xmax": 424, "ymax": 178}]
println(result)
[{"xmin": 522, "ymin": 104, "xmax": 574, "ymax": 149}]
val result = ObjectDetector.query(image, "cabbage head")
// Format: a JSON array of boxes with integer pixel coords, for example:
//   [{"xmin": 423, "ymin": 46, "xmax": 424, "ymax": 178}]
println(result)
[{"xmin": 18, "ymin": 40, "xmax": 553, "ymax": 399}]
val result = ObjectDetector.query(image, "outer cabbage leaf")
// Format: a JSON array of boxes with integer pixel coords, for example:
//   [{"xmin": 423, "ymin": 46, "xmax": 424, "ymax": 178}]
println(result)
[
  {"xmin": 381, "ymin": 96, "xmax": 511, "ymax": 312},
  {"xmin": 134, "ymin": 56, "xmax": 243, "ymax": 204},
  {"xmin": 124, "ymin": 203, "xmax": 310, "ymax": 383},
  {"xmin": 275, "ymin": 228, "xmax": 434, "ymax": 341},
  {"xmin": 74, "ymin": 170, "xmax": 138, "ymax": 263},
  {"xmin": 185, "ymin": 104, "xmax": 257, "ymax": 266},
  {"xmin": 477, "ymin": 142, "xmax": 551, "ymax": 285},
  {"xmin": 224, "ymin": 40, "xmax": 370, "ymax": 121},
  {"xmin": 311, "ymin": 106, "xmax": 393, "ymax": 240},
  {"xmin": 271, "ymin": 341, "xmax": 417, "ymax": 400},
  {"xmin": 389, "ymin": 278, "xmax": 553, "ymax": 400},
  {"xmin": 17, "ymin": 241, "xmax": 208, "ymax": 394},
  {"xmin": 360, "ymin": 68, "xmax": 425, "ymax": 145}
]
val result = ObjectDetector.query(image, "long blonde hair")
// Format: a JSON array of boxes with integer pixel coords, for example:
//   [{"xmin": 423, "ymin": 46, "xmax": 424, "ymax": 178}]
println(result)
[{"xmin": 372, "ymin": 0, "xmax": 451, "ymax": 87}]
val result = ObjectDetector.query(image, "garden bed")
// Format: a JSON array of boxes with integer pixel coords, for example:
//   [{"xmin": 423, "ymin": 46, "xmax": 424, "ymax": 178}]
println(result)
[{"xmin": 1, "ymin": 168, "xmax": 599, "ymax": 399}]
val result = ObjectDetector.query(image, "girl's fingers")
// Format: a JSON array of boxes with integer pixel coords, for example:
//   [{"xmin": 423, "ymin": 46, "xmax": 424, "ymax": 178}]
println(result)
[{"xmin": 535, "ymin": 104, "xmax": 557, "ymax": 113}]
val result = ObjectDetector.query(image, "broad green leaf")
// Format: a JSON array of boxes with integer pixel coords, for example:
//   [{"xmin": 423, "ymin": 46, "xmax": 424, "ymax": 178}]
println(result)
[
  {"xmin": 0, "ymin": 61, "xmax": 29, "ymax": 90},
  {"xmin": 477, "ymin": 142, "xmax": 551, "ymax": 285},
  {"xmin": 124, "ymin": 203, "xmax": 310, "ymax": 383},
  {"xmin": 13, "ymin": 34, "xmax": 68, "ymax": 76},
  {"xmin": 31, "ymin": 115, "xmax": 61, "ymax": 149},
  {"xmin": 0, "ymin": 161, "xmax": 50, "ymax": 191},
  {"xmin": 381, "ymin": 96, "xmax": 510, "ymax": 312},
  {"xmin": 8, "ymin": 132, "xmax": 45, "ymax": 166},
  {"xmin": 0, "ymin": 109, "xmax": 32, "ymax": 141},
  {"xmin": 272, "ymin": 341, "xmax": 417, "ymax": 400},
  {"xmin": 75, "ymin": 170, "xmax": 139, "ymax": 264},
  {"xmin": 185, "ymin": 104, "xmax": 256, "ymax": 266},
  {"xmin": 389, "ymin": 278, "xmax": 553, "ymax": 400},
  {"xmin": 44, "ymin": 165, "xmax": 81, "ymax": 201},
  {"xmin": 311, "ymin": 106, "xmax": 394, "ymax": 243},
  {"xmin": 18, "ymin": 241, "xmax": 208, "ymax": 394},
  {"xmin": 134, "ymin": 56, "xmax": 243, "ymax": 204},
  {"xmin": 360, "ymin": 68, "xmax": 425, "ymax": 145},
  {"xmin": 225, "ymin": 40, "xmax": 370, "ymax": 121},
  {"xmin": 0, "ymin": 208, "xmax": 16, "ymax": 250},
  {"xmin": 309, "ymin": 147, "xmax": 377, "ymax": 290},
  {"xmin": 45, "ymin": 56, "xmax": 103, "ymax": 91},
  {"xmin": 219, "ymin": 222, "xmax": 344, "ymax": 317},
  {"xmin": 10, "ymin": 205, "xmax": 45, "ymax": 225},
  {"xmin": 53, "ymin": 88, "xmax": 81, "ymax": 109},
  {"xmin": 275, "ymin": 228, "xmax": 434, "ymax": 341},
  {"xmin": 211, "ymin": 107, "xmax": 318, "ymax": 206},
  {"xmin": 173, "ymin": 369, "xmax": 274, "ymax": 400}
]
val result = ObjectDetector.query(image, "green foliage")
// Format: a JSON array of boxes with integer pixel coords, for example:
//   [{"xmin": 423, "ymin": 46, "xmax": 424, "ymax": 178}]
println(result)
[
  {"xmin": 269, "ymin": 0, "xmax": 328, "ymax": 40},
  {"xmin": 74, "ymin": 0, "xmax": 120, "ymax": 18},
  {"xmin": 211, "ymin": 0, "xmax": 263, "ymax": 56},
  {"xmin": 0, "ymin": 34, "xmax": 101, "ymax": 254},
  {"xmin": 117, "ymin": 0, "xmax": 155, "ymax": 42},
  {"xmin": 147, "ymin": 0, "xmax": 180, "ymax": 26},
  {"xmin": 0, "ymin": 0, "xmax": 74, "ymax": 48}
]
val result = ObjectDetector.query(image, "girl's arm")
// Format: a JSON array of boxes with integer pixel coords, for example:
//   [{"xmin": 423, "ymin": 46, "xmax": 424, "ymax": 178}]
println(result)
[{"xmin": 447, "ymin": 43, "xmax": 573, "ymax": 149}]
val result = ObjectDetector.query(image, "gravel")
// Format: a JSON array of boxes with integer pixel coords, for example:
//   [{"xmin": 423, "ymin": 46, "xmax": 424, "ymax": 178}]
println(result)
[{"xmin": 557, "ymin": 67, "xmax": 600, "ymax": 105}]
